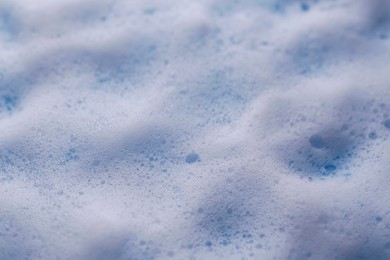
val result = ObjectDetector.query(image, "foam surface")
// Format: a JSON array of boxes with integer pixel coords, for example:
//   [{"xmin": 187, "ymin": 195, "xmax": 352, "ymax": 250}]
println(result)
[{"xmin": 1, "ymin": 0, "xmax": 390, "ymax": 259}]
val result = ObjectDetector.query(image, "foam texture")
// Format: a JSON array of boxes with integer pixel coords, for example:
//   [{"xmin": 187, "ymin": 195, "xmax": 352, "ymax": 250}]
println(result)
[{"xmin": 1, "ymin": 0, "xmax": 390, "ymax": 259}]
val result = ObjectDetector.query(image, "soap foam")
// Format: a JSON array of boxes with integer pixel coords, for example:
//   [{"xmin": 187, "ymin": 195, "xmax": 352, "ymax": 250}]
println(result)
[{"xmin": 0, "ymin": 0, "xmax": 390, "ymax": 259}]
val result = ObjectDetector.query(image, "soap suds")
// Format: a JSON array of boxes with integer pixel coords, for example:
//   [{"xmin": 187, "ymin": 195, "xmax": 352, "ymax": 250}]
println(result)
[{"xmin": 0, "ymin": 0, "xmax": 390, "ymax": 259}]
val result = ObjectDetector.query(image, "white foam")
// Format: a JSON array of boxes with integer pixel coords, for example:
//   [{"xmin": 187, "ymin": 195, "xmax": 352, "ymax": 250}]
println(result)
[{"xmin": 0, "ymin": 0, "xmax": 390, "ymax": 259}]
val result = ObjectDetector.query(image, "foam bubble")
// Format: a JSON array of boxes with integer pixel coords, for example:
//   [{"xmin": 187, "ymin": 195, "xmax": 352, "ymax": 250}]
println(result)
[{"xmin": 1, "ymin": 0, "xmax": 390, "ymax": 259}]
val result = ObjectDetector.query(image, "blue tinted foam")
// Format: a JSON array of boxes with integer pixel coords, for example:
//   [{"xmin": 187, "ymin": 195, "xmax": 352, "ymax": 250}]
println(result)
[
  {"xmin": 0, "ymin": 9, "xmax": 19, "ymax": 40},
  {"xmin": 384, "ymin": 119, "xmax": 390, "ymax": 129},
  {"xmin": 368, "ymin": 132, "xmax": 378, "ymax": 139},
  {"xmin": 2, "ymin": 95, "xmax": 17, "ymax": 111},
  {"xmin": 185, "ymin": 152, "xmax": 199, "ymax": 164},
  {"xmin": 309, "ymin": 134, "xmax": 325, "ymax": 149},
  {"xmin": 284, "ymin": 127, "xmax": 358, "ymax": 178},
  {"xmin": 301, "ymin": 3, "xmax": 310, "ymax": 12}
]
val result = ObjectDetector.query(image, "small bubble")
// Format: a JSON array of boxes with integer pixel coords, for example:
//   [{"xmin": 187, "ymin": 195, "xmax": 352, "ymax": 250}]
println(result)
[
  {"xmin": 368, "ymin": 132, "xmax": 377, "ymax": 139},
  {"xmin": 2, "ymin": 95, "xmax": 17, "ymax": 111},
  {"xmin": 305, "ymin": 252, "xmax": 312, "ymax": 258},
  {"xmin": 309, "ymin": 134, "xmax": 325, "ymax": 149},
  {"xmin": 185, "ymin": 152, "xmax": 200, "ymax": 164},
  {"xmin": 301, "ymin": 3, "xmax": 310, "ymax": 12},
  {"xmin": 92, "ymin": 160, "xmax": 100, "ymax": 166},
  {"xmin": 384, "ymin": 119, "xmax": 390, "ymax": 130},
  {"xmin": 323, "ymin": 163, "xmax": 336, "ymax": 174},
  {"xmin": 341, "ymin": 124, "xmax": 349, "ymax": 131}
]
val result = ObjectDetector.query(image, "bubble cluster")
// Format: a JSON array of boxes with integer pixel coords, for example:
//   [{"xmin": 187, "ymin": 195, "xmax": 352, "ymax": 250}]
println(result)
[{"xmin": 0, "ymin": 0, "xmax": 389, "ymax": 259}]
